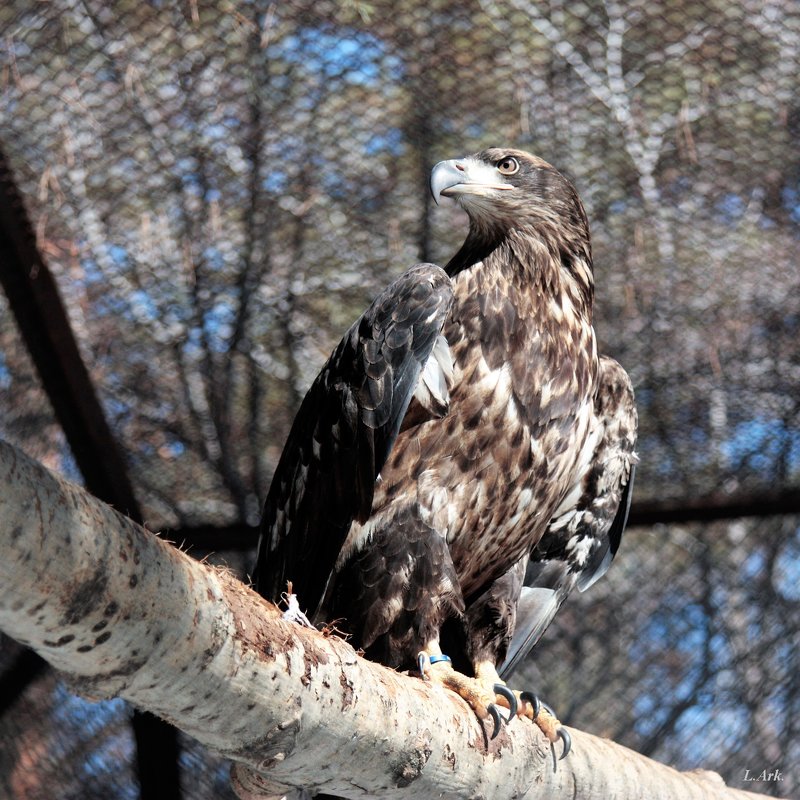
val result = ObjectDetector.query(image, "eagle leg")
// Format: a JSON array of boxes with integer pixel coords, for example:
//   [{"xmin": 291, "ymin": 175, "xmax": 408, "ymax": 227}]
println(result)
[{"xmin": 417, "ymin": 652, "xmax": 511, "ymax": 740}]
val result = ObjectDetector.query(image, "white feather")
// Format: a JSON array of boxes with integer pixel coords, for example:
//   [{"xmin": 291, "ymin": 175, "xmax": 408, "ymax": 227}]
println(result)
[
  {"xmin": 419, "ymin": 335, "xmax": 453, "ymax": 409},
  {"xmin": 565, "ymin": 534, "xmax": 594, "ymax": 567}
]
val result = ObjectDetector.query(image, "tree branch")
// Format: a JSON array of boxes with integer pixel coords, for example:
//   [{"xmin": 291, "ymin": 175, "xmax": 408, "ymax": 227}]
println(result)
[{"xmin": 0, "ymin": 438, "xmax": 763, "ymax": 800}]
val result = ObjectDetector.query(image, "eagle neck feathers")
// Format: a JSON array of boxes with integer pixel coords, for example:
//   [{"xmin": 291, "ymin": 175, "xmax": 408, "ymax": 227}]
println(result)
[
  {"xmin": 443, "ymin": 216, "xmax": 598, "ymax": 424},
  {"xmin": 446, "ymin": 220, "xmax": 595, "ymax": 324}
]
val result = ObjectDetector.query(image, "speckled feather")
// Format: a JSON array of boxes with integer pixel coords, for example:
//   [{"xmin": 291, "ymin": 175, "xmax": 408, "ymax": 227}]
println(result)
[
  {"xmin": 498, "ymin": 355, "xmax": 637, "ymax": 677},
  {"xmin": 255, "ymin": 148, "xmax": 637, "ymax": 677}
]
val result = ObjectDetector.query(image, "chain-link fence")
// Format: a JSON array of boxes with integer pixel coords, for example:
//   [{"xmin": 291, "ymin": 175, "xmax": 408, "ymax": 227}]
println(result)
[{"xmin": 1, "ymin": 0, "xmax": 798, "ymax": 797}]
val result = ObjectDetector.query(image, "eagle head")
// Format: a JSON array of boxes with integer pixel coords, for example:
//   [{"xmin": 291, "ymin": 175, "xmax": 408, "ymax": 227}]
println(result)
[{"xmin": 431, "ymin": 148, "xmax": 589, "ymax": 249}]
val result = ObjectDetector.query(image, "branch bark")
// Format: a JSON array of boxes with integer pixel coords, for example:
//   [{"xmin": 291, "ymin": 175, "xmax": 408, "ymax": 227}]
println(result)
[{"xmin": 0, "ymin": 438, "xmax": 763, "ymax": 800}]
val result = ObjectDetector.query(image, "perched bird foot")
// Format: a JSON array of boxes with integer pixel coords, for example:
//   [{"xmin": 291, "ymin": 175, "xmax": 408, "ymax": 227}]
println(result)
[
  {"xmin": 517, "ymin": 692, "xmax": 571, "ymax": 759},
  {"xmin": 417, "ymin": 652, "xmax": 514, "ymax": 739},
  {"xmin": 416, "ymin": 652, "xmax": 570, "ymax": 754},
  {"xmin": 472, "ymin": 662, "xmax": 571, "ymax": 759}
]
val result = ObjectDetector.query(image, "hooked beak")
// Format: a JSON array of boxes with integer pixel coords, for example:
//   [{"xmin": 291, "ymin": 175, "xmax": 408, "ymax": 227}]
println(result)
[{"xmin": 430, "ymin": 158, "xmax": 513, "ymax": 205}]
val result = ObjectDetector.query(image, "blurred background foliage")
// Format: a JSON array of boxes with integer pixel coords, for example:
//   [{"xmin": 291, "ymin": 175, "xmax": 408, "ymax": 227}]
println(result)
[{"xmin": 0, "ymin": 0, "xmax": 798, "ymax": 797}]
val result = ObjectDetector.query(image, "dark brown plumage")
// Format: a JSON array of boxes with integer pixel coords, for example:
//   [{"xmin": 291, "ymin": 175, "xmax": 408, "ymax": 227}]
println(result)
[{"xmin": 255, "ymin": 148, "xmax": 637, "ymax": 747}]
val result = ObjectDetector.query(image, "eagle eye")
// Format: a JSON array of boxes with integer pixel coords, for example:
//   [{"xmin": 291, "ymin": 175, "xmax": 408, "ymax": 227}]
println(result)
[{"xmin": 496, "ymin": 156, "xmax": 520, "ymax": 176}]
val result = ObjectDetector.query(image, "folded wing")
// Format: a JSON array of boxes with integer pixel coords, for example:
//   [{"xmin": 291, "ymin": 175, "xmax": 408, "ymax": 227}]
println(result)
[
  {"xmin": 500, "ymin": 355, "xmax": 638, "ymax": 678},
  {"xmin": 254, "ymin": 263, "xmax": 454, "ymax": 617}
]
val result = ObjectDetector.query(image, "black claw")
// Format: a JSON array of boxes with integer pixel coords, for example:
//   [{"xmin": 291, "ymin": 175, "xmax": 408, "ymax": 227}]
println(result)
[
  {"xmin": 557, "ymin": 728, "xmax": 572, "ymax": 760},
  {"xmin": 493, "ymin": 684, "xmax": 518, "ymax": 719},
  {"xmin": 487, "ymin": 704, "xmax": 503, "ymax": 739},
  {"xmin": 520, "ymin": 691, "xmax": 541, "ymax": 719},
  {"xmin": 541, "ymin": 701, "xmax": 556, "ymax": 718}
]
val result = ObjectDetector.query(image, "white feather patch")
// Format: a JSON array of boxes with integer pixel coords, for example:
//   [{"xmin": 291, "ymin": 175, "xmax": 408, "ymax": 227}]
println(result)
[
  {"xmin": 335, "ymin": 517, "xmax": 377, "ymax": 567},
  {"xmin": 417, "ymin": 334, "xmax": 453, "ymax": 413},
  {"xmin": 551, "ymin": 403, "xmax": 599, "ymax": 518},
  {"xmin": 565, "ymin": 534, "xmax": 594, "ymax": 567}
]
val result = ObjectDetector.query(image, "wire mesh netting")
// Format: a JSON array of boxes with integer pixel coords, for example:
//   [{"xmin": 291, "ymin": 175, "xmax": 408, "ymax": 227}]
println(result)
[{"xmin": 0, "ymin": 0, "xmax": 798, "ymax": 797}]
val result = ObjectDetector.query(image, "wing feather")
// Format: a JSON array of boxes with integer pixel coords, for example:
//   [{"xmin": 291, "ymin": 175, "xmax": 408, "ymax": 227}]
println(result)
[
  {"xmin": 499, "ymin": 355, "xmax": 637, "ymax": 678},
  {"xmin": 254, "ymin": 264, "xmax": 454, "ymax": 616}
]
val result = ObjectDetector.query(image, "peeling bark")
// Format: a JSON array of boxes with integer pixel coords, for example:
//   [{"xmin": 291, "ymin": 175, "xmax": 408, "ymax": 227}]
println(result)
[{"xmin": 0, "ymin": 439, "xmax": 764, "ymax": 800}]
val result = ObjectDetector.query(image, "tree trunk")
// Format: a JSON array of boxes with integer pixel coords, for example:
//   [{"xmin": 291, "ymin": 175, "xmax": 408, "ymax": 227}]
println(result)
[{"xmin": 0, "ymin": 439, "xmax": 763, "ymax": 800}]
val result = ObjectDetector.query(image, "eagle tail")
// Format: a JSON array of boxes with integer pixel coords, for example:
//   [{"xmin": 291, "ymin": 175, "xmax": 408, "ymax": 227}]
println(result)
[{"xmin": 498, "ymin": 560, "xmax": 576, "ymax": 679}]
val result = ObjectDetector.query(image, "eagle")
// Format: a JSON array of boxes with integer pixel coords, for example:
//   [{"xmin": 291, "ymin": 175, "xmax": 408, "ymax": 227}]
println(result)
[{"xmin": 254, "ymin": 148, "xmax": 637, "ymax": 756}]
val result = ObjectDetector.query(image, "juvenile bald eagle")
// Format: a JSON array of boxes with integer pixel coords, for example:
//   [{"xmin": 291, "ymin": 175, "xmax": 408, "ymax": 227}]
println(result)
[{"xmin": 255, "ymin": 148, "xmax": 637, "ymax": 754}]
